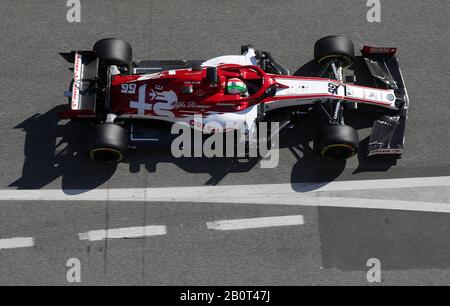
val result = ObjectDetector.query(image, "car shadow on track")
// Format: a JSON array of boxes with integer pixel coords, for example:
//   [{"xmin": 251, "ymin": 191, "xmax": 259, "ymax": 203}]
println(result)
[
  {"xmin": 9, "ymin": 105, "xmax": 345, "ymax": 190},
  {"xmin": 9, "ymin": 105, "xmax": 116, "ymax": 192}
]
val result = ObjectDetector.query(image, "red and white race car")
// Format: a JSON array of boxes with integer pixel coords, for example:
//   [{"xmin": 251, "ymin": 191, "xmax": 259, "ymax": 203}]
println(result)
[{"xmin": 60, "ymin": 36, "xmax": 409, "ymax": 162}]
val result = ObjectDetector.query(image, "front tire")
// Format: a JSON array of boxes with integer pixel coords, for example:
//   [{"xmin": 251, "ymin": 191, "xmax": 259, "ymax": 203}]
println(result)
[
  {"xmin": 315, "ymin": 124, "xmax": 359, "ymax": 160},
  {"xmin": 87, "ymin": 123, "xmax": 128, "ymax": 162},
  {"xmin": 314, "ymin": 36, "xmax": 354, "ymax": 68}
]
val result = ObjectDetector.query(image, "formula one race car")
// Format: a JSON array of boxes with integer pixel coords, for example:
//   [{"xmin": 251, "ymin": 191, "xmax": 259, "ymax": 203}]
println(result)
[{"xmin": 60, "ymin": 36, "xmax": 409, "ymax": 162}]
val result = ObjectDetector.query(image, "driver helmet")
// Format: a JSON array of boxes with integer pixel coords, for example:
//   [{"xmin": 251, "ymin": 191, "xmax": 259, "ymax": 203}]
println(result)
[{"xmin": 226, "ymin": 78, "xmax": 247, "ymax": 95}]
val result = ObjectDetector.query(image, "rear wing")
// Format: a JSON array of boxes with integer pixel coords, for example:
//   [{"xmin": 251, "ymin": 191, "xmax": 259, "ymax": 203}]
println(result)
[
  {"xmin": 60, "ymin": 51, "xmax": 99, "ymax": 115},
  {"xmin": 361, "ymin": 46, "xmax": 410, "ymax": 157}
]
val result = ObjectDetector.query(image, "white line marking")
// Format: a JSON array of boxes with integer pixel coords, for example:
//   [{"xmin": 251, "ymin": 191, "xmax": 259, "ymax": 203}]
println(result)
[
  {"xmin": 78, "ymin": 225, "xmax": 167, "ymax": 241},
  {"xmin": 0, "ymin": 176, "xmax": 449, "ymax": 213},
  {"xmin": 1, "ymin": 176, "xmax": 449, "ymax": 201},
  {"xmin": 206, "ymin": 215, "xmax": 304, "ymax": 231},
  {"xmin": 0, "ymin": 237, "xmax": 34, "ymax": 250}
]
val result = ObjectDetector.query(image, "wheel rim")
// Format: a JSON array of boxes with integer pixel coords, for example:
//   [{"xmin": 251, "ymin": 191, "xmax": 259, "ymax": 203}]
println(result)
[
  {"xmin": 90, "ymin": 148, "xmax": 123, "ymax": 163},
  {"xmin": 320, "ymin": 144, "xmax": 357, "ymax": 160}
]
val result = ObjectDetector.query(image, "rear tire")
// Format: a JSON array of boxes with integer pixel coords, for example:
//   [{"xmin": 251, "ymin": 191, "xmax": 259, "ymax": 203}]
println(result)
[
  {"xmin": 93, "ymin": 38, "xmax": 132, "ymax": 67},
  {"xmin": 315, "ymin": 124, "xmax": 359, "ymax": 160},
  {"xmin": 314, "ymin": 36, "xmax": 354, "ymax": 68},
  {"xmin": 87, "ymin": 123, "xmax": 128, "ymax": 162}
]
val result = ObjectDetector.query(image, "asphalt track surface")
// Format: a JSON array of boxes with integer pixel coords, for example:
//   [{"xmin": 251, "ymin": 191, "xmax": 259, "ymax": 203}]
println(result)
[{"xmin": 0, "ymin": 0, "xmax": 449, "ymax": 285}]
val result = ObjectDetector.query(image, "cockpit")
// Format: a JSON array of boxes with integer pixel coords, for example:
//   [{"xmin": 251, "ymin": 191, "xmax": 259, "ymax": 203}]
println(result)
[{"xmin": 204, "ymin": 64, "xmax": 276, "ymax": 102}]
